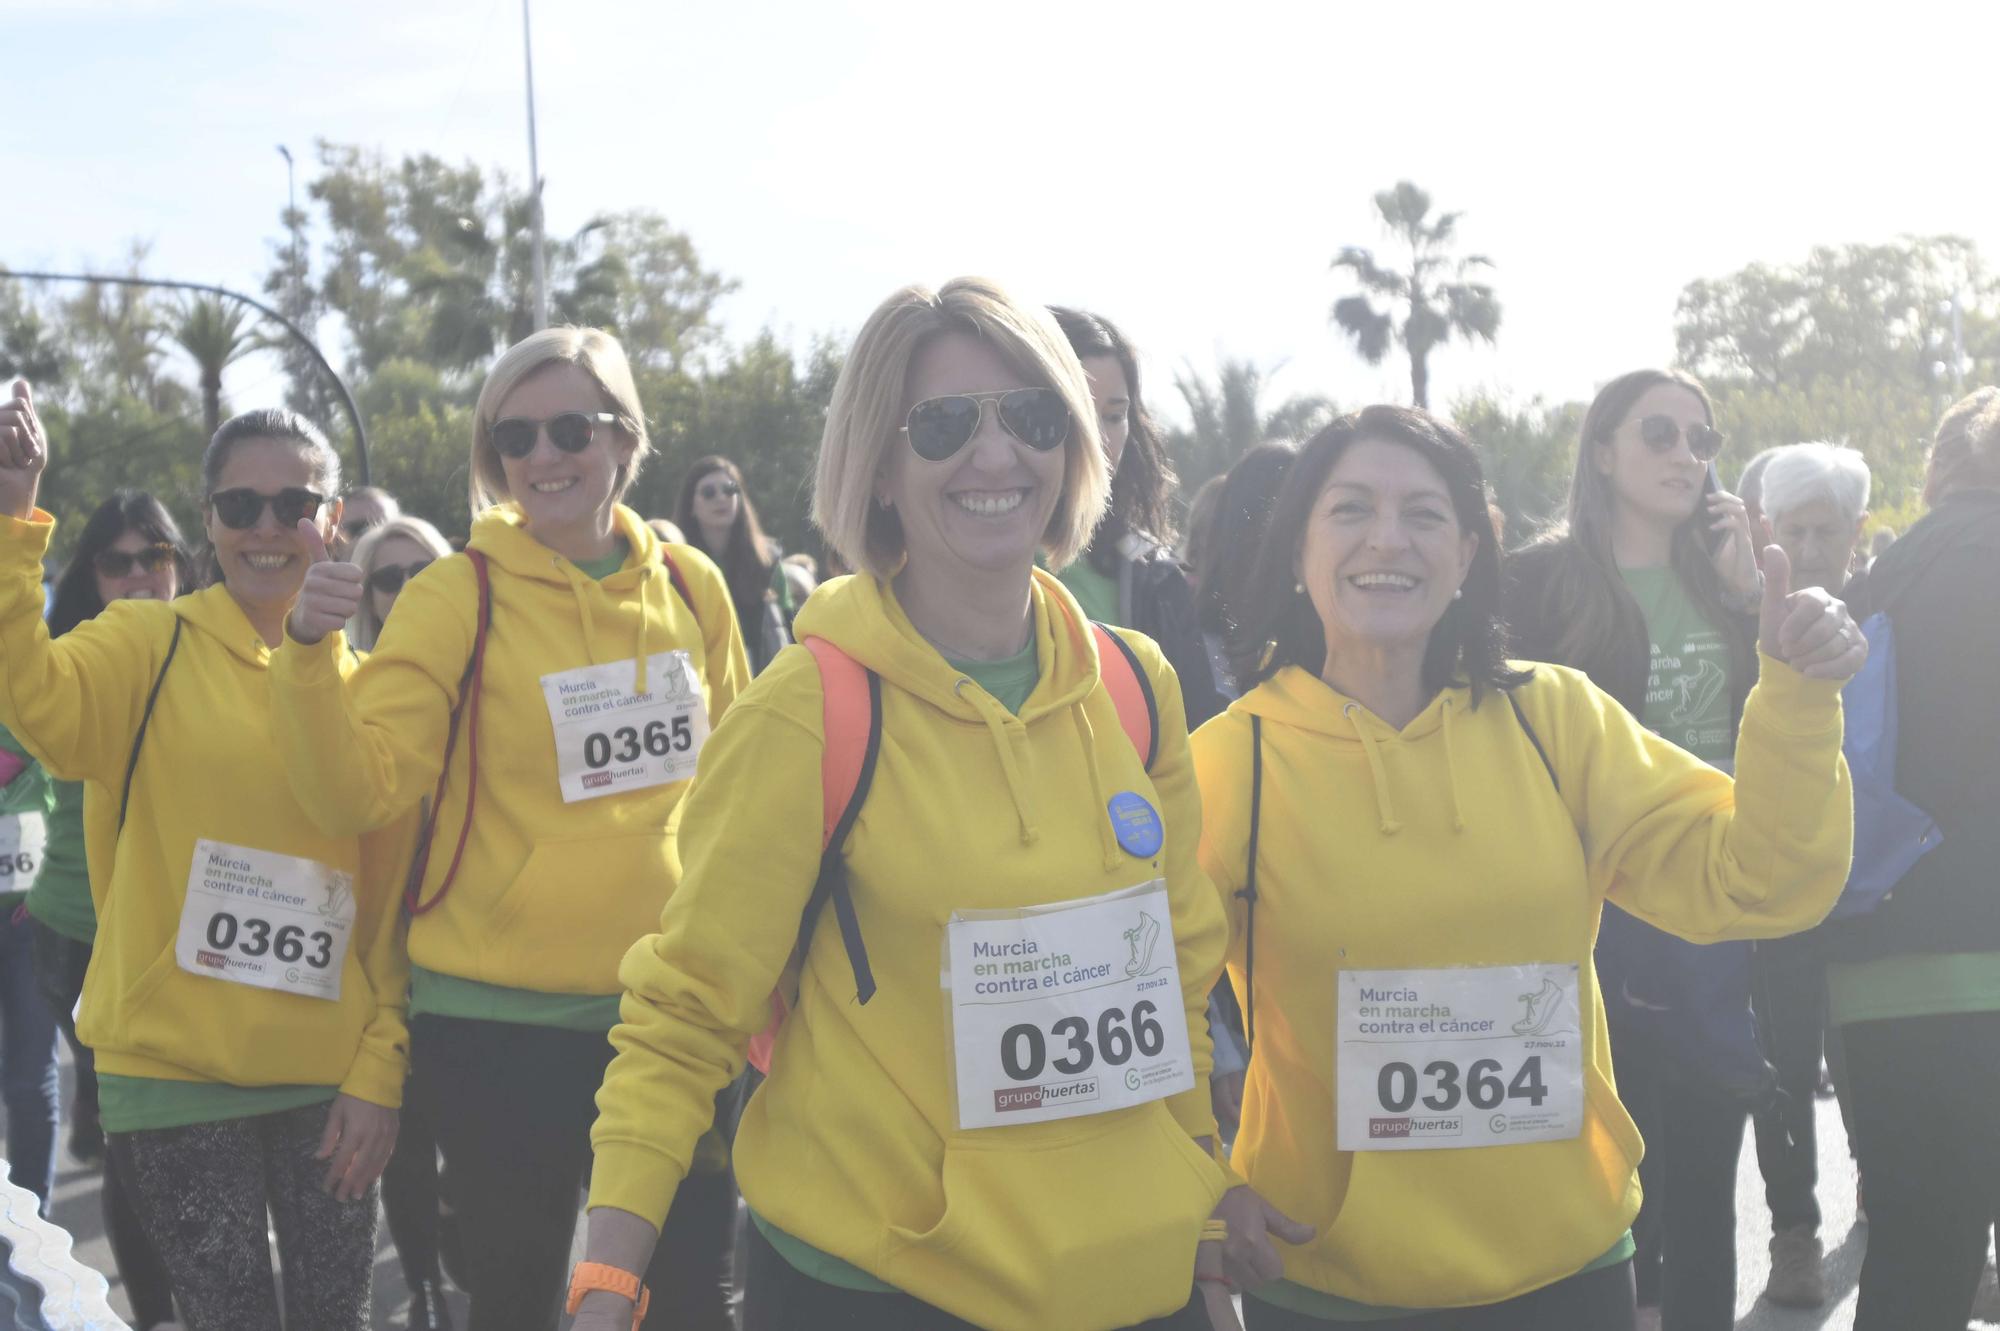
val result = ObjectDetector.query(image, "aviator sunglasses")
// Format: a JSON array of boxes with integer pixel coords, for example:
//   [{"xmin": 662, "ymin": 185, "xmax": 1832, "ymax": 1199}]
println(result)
[
  {"xmin": 367, "ymin": 560, "xmax": 434, "ymax": 596},
  {"xmin": 490, "ymin": 411, "xmax": 618, "ymax": 460},
  {"xmin": 1636, "ymin": 414, "xmax": 1726, "ymax": 462},
  {"xmin": 901, "ymin": 388, "xmax": 1071, "ymax": 462},
  {"xmin": 210, "ymin": 487, "xmax": 326, "ymax": 530},
  {"xmin": 92, "ymin": 543, "xmax": 177, "ymax": 578}
]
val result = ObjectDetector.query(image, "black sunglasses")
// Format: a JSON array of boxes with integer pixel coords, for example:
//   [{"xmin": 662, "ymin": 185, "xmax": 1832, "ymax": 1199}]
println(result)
[
  {"xmin": 210, "ymin": 487, "xmax": 326, "ymax": 531},
  {"xmin": 902, "ymin": 389, "xmax": 1071, "ymax": 463},
  {"xmin": 342, "ymin": 516, "xmax": 383, "ymax": 538},
  {"xmin": 1637, "ymin": 414, "xmax": 1726, "ymax": 462},
  {"xmin": 366, "ymin": 560, "xmax": 434, "ymax": 596},
  {"xmin": 93, "ymin": 543, "xmax": 177, "ymax": 578},
  {"xmin": 695, "ymin": 480, "xmax": 741, "ymax": 502},
  {"xmin": 490, "ymin": 411, "xmax": 618, "ymax": 460}
]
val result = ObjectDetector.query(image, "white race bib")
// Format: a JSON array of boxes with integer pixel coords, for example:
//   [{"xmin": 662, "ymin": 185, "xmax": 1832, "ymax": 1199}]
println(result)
[
  {"xmin": 176, "ymin": 840, "xmax": 354, "ymax": 1001},
  {"xmin": 1336, "ymin": 964, "xmax": 1584, "ymax": 1151},
  {"xmin": 946, "ymin": 881, "xmax": 1195, "ymax": 1130},
  {"xmin": 0, "ymin": 812, "xmax": 48, "ymax": 894},
  {"xmin": 540, "ymin": 651, "xmax": 708, "ymax": 803}
]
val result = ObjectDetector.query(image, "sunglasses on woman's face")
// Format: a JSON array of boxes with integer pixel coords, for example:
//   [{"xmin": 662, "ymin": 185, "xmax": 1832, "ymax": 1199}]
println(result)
[
  {"xmin": 490, "ymin": 411, "xmax": 618, "ymax": 460},
  {"xmin": 93, "ymin": 544, "xmax": 177, "ymax": 578},
  {"xmin": 696, "ymin": 480, "xmax": 740, "ymax": 503},
  {"xmin": 342, "ymin": 516, "xmax": 382, "ymax": 539},
  {"xmin": 210, "ymin": 487, "xmax": 326, "ymax": 530},
  {"xmin": 901, "ymin": 388, "xmax": 1071, "ymax": 463},
  {"xmin": 1637, "ymin": 414, "xmax": 1726, "ymax": 462},
  {"xmin": 366, "ymin": 560, "xmax": 434, "ymax": 596}
]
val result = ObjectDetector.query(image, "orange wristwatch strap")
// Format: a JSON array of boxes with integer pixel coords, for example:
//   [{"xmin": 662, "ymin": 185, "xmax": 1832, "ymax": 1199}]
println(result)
[{"xmin": 566, "ymin": 1262, "xmax": 650, "ymax": 1329}]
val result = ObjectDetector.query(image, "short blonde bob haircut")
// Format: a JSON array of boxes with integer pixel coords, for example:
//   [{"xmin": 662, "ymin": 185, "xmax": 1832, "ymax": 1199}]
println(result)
[
  {"xmin": 469, "ymin": 326, "xmax": 651, "ymax": 512},
  {"xmin": 812, "ymin": 277, "xmax": 1108, "ymax": 578},
  {"xmin": 349, "ymin": 515, "xmax": 453, "ymax": 651}
]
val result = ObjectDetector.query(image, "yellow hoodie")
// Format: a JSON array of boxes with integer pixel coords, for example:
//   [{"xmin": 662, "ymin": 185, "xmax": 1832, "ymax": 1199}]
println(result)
[
  {"xmin": 0, "ymin": 512, "xmax": 412, "ymax": 1104},
  {"xmin": 270, "ymin": 503, "xmax": 748, "ymax": 995},
  {"xmin": 591, "ymin": 570, "xmax": 1231, "ymax": 1331},
  {"xmin": 1191, "ymin": 658, "xmax": 1851, "ymax": 1311}
]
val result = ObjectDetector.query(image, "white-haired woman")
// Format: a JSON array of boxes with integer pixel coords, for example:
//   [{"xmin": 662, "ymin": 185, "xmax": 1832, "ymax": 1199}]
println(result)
[
  {"xmin": 275, "ymin": 328, "xmax": 752, "ymax": 1330},
  {"xmin": 1761, "ymin": 443, "xmax": 1872, "ymax": 596},
  {"xmin": 573, "ymin": 278, "xmax": 1292, "ymax": 1331}
]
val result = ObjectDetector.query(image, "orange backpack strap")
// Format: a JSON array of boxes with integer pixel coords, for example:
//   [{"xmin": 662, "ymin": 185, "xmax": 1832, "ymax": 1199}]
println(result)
[
  {"xmin": 658, "ymin": 548, "xmax": 697, "ymax": 624},
  {"xmin": 1092, "ymin": 622, "xmax": 1157, "ymax": 772}
]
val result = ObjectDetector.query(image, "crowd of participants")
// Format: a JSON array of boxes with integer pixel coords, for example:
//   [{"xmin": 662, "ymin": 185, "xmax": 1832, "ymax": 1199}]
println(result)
[{"xmin": 0, "ymin": 276, "xmax": 1991, "ymax": 1331}]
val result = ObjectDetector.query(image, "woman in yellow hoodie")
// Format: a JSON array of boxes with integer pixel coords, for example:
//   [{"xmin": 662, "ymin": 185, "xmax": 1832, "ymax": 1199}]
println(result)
[
  {"xmin": 274, "ymin": 327, "xmax": 750, "ymax": 1331},
  {"xmin": 1189, "ymin": 406, "xmax": 1864, "ymax": 1328},
  {"xmin": 0, "ymin": 385, "xmax": 410, "ymax": 1331},
  {"xmin": 571, "ymin": 278, "xmax": 1297, "ymax": 1331}
]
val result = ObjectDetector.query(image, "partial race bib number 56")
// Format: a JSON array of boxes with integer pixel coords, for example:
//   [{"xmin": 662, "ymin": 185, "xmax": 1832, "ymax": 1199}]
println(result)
[{"xmin": 0, "ymin": 813, "xmax": 47, "ymax": 893}]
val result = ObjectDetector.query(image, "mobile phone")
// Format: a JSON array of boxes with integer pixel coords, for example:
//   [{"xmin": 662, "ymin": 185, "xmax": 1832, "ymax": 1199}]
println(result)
[{"xmin": 1700, "ymin": 464, "xmax": 1729, "ymax": 556}]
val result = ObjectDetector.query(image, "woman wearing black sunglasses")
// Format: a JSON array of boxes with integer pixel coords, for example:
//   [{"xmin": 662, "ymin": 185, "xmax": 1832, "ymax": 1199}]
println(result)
[
  {"xmin": 0, "ymin": 387, "xmax": 414, "ymax": 1331},
  {"xmin": 1504, "ymin": 369, "xmax": 1770, "ymax": 1330},
  {"xmin": 349, "ymin": 516, "xmax": 451, "ymax": 653},
  {"xmin": 672, "ymin": 456, "xmax": 797, "ymax": 674},
  {"xmin": 273, "ymin": 327, "xmax": 751, "ymax": 1331}
]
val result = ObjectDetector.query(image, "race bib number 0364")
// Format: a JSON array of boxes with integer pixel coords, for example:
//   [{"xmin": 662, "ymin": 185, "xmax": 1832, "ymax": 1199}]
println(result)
[
  {"xmin": 541, "ymin": 651, "xmax": 708, "ymax": 804},
  {"xmin": 176, "ymin": 840, "xmax": 355, "ymax": 1002},
  {"xmin": 1336, "ymin": 964, "xmax": 1584, "ymax": 1152},
  {"xmin": 946, "ymin": 881, "xmax": 1194, "ymax": 1131}
]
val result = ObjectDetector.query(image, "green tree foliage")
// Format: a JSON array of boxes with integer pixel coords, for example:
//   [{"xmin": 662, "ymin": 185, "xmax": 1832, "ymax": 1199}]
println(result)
[
  {"xmin": 1450, "ymin": 392, "xmax": 1580, "ymax": 543},
  {"xmin": 169, "ymin": 295, "xmax": 259, "ymax": 438},
  {"xmin": 1331, "ymin": 182, "xmax": 1501, "ymax": 409},
  {"xmin": 1675, "ymin": 236, "xmax": 2000, "ymax": 505},
  {"xmin": 1165, "ymin": 358, "xmax": 1334, "ymax": 494}
]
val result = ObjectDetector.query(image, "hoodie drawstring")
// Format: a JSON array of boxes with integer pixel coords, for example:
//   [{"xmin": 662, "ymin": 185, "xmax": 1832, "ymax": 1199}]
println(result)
[
  {"xmin": 1440, "ymin": 696, "xmax": 1467, "ymax": 832},
  {"xmin": 633, "ymin": 565, "xmax": 654, "ymax": 694},
  {"xmin": 955, "ymin": 680, "xmax": 1040, "ymax": 846},
  {"xmin": 559, "ymin": 557, "xmax": 654, "ymax": 694},
  {"xmin": 1342, "ymin": 702, "xmax": 1404, "ymax": 835}
]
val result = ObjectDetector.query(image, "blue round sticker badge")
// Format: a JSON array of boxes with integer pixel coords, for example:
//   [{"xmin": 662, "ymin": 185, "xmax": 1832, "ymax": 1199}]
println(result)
[{"xmin": 1107, "ymin": 791, "xmax": 1164, "ymax": 859}]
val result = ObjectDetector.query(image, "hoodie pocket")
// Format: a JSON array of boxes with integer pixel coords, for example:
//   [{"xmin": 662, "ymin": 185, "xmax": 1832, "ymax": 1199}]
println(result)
[
  {"xmin": 880, "ymin": 1107, "xmax": 1223, "ymax": 1331},
  {"xmin": 481, "ymin": 831, "xmax": 676, "ymax": 992}
]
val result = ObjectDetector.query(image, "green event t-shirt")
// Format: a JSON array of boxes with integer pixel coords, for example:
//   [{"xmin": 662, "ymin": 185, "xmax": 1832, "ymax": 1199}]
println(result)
[
  {"xmin": 1248, "ymin": 1234, "xmax": 1637, "ymax": 1322},
  {"xmin": 96, "ymin": 1076, "xmax": 336, "ymax": 1134},
  {"xmin": 1056, "ymin": 558, "xmax": 1121, "ymax": 627},
  {"xmin": 412, "ymin": 537, "xmax": 633, "ymax": 1031},
  {"xmin": 26, "ymin": 778, "xmax": 94, "ymax": 944},
  {"xmin": 1827, "ymin": 952, "xmax": 2000, "ymax": 1026},
  {"xmin": 947, "ymin": 641, "xmax": 1040, "ymax": 716},
  {"xmin": 1621, "ymin": 566, "xmax": 1734, "ymax": 768}
]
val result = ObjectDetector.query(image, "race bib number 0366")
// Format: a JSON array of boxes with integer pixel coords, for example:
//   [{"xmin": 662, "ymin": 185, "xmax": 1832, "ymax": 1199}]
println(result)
[
  {"xmin": 0, "ymin": 812, "xmax": 48, "ymax": 893},
  {"xmin": 1336, "ymin": 964, "xmax": 1584, "ymax": 1152},
  {"xmin": 176, "ymin": 840, "xmax": 355, "ymax": 1002},
  {"xmin": 541, "ymin": 651, "xmax": 708, "ymax": 803},
  {"xmin": 946, "ymin": 881, "xmax": 1194, "ymax": 1131}
]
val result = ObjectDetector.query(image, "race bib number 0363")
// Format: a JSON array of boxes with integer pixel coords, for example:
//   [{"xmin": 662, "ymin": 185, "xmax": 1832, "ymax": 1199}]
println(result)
[
  {"xmin": 176, "ymin": 840, "xmax": 355, "ymax": 1002},
  {"xmin": 541, "ymin": 651, "xmax": 708, "ymax": 803},
  {"xmin": 0, "ymin": 812, "xmax": 48, "ymax": 894},
  {"xmin": 1336, "ymin": 964, "xmax": 1584, "ymax": 1152},
  {"xmin": 946, "ymin": 881, "xmax": 1194, "ymax": 1131}
]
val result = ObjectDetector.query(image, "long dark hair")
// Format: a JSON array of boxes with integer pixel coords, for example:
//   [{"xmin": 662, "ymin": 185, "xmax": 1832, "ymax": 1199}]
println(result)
[
  {"xmin": 1050, "ymin": 306, "xmax": 1178, "ymax": 569},
  {"xmin": 673, "ymin": 455, "xmax": 778, "ymax": 619},
  {"xmin": 1231, "ymin": 406, "xmax": 1529, "ymax": 701},
  {"xmin": 199, "ymin": 408, "xmax": 343, "ymax": 588},
  {"xmin": 1513, "ymin": 369, "xmax": 1749, "ymax": 685},
  {"xmin": 1197, "ymin": 443, "xmax": 1295, "ymax": 639},
  {"xmin": 49, "ymin": 490, "xmax": 192, "ymax": 638}
]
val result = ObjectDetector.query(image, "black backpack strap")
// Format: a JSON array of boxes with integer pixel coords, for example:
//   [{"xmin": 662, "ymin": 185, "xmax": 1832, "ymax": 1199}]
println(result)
[
  {"xmin": 800, "ymin": 669, "xmax": 884, "ymax": 1004},
  {"xmin": 1506, "ymin": 689, "xmax": 1560, "ymax": 794},
  {"xmin": 118, "ymin": 616, "xmax": 183, "ymax": 832},
  {"xmin": 1239, "ymin": 714, "xmax": 1263, "ymax": 1053}
]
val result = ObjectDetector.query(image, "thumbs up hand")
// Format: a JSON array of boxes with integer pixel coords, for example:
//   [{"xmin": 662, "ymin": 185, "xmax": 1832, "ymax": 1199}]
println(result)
[
  {"xmin": 1757, "ymin": 544, "xmax": 1868, "ymax": 682},
  {"xmin": 287, "ymin": 517, "xmax": 365, "ymax": 645},
  {"xmin": 0, "ymin": 381, "xmax": 48, "ymax": 521}
]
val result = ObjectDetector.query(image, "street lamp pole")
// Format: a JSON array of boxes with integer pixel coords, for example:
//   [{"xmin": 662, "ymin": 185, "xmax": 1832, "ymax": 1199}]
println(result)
[
  {"xmin": 523, "ymin": 0, "xmax": 550, "ymax": 331},
  {"xmin": 277, "ymin": 144, "xmax": 299, "ymax": 282}
]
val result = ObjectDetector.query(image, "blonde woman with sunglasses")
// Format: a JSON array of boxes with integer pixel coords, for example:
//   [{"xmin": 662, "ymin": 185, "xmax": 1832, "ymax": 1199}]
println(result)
[
  {"xmin": 273, "ymin": 327, "xmax": 751, "ymax": 1331},
  {"xmin": 0, "ymin": 387, "xmax": 413, "ymax": 1330},
  {"xmin": 347, "ymin": 515, "xmax": 451, "ymax": 652}
]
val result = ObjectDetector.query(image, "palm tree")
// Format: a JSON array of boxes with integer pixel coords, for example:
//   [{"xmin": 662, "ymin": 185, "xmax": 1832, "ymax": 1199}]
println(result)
[
  {"xmin": 1167, "ymin": 358, "xmax": 1335, "ymax": 490},
  {"xmin": 170, "ymin": 296, "xmax": 260, "ymax": 437},
  {"xmin": 1331, "ymin": 182, "xmax": 1501, "ymax": 409}
]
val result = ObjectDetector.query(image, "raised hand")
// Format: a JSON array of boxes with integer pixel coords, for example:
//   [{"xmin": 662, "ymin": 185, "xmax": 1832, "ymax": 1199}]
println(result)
[
  {"xmin": 0, "ymin": 381, "xmax": 49, "ymax": 521},
  {"xmin": 286, "ymin": 518, "xmax": 365, "ymax": 645},
  {"xmin": 1706, "ymin": 485, "xmax": 1762, "ymax": 607},
  {"xmin": 1757, "ymin": 544, "xmax": 1868, "ymax": 683}
]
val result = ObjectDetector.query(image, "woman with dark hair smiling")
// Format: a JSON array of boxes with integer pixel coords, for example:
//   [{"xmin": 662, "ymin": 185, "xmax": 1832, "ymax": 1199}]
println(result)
[
  {"xmin": 1189, "ymin": 405, "xmax": 1862, "ymax": 1327},
  {"xmin": 673, "ymin": 455, "xmax": 795, "ymax": 673}
]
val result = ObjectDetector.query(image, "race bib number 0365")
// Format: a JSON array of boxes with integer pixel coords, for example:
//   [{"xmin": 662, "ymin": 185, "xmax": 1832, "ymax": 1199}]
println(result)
[
  {"xmin": 0, "ymin": 812, "xmax": 48, "ymax": 894},
  {"xmin": 541, "ymin": 651, "xmax": 708, "ymax": 803},
  {"xmin": 176, "ymin": 840, "xmax": 355, "ymax": 1002},
  {"xmin": 946, "ymin": 881, "xmax": 1194, "ymax": 1131},
  {"xmin": 1336, "ymin": 964, "xmax": 1584, "ymax": 1152}
]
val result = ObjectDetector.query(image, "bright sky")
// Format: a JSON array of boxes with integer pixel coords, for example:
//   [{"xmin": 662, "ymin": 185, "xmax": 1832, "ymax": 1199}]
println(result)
[{"xmin": 5, "ymin": 0, "xmax": 1996, "ymax": 424}]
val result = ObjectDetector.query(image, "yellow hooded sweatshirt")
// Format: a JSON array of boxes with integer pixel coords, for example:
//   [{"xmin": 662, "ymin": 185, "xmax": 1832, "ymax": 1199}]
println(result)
[
  {"xmin": 269, "ymin": 503, "xmax": 748, "ymax": 996},
  {"xmin": 591, "ymin": 570, "xmax": 1232, "ymax": 1331},
  {"xmin": 0, "ymin": 512, "xmax": 412, "ymax": 1105},
  {"xmin": 1191, "ymin": 657, "xmax": 1851, "ymax": 1312}
]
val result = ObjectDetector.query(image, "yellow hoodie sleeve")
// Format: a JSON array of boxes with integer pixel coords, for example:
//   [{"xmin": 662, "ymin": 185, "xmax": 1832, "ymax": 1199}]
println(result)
[
  {"xmin": 1113, "ymin": 628, "xmax": 1226, "ymax": 1143},
  {"xmin": 338, "ymin": 813, "xmax": 418, "ymax": 1106},
  {"xmin": 591, "ymin": 668, "xmax": 827, "ymax": 1224},
  {"xmin": 674, "ymin": 546, "xmax": 752, "ymax": 722},
  {"xmin": 0, "ymin": 512, "xmax": 157, "ymax": 784},
  {"xmin": 270, "ymin": 564, "xmax": 474, "ymax": 836},
  {"xmin": 1549, "ymin": 654, "xmax": 1852, "ymax": 942}
]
